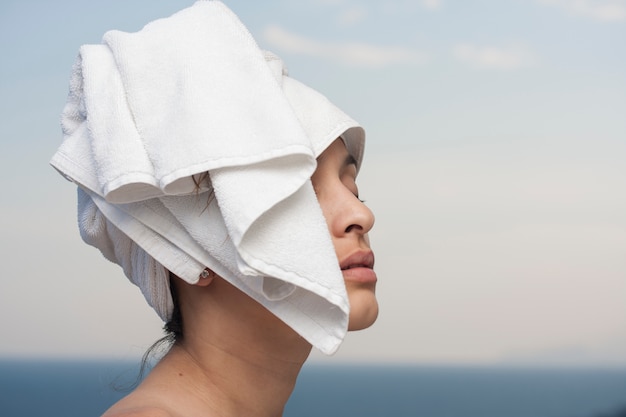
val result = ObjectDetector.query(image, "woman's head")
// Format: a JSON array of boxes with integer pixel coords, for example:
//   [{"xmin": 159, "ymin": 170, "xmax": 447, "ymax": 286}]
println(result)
[{"xmin": 52, "ymin": 1, "xmax": 372, "ymax": 354}]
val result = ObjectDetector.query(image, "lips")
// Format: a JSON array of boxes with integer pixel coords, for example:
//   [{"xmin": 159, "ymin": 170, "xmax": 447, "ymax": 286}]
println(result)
[
  {"xmin": 340, "ymin": 251, "xmax": 377, "ymax": 284},
  {"xmin": 340, "ymin": 251, "xmax": 375, "ymax": 270}
]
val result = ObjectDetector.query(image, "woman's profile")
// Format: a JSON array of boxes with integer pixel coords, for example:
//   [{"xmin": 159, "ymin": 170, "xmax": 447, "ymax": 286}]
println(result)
[{"xmin": 51, "ymin": 2, "xmax": 378, "ymax": 416}]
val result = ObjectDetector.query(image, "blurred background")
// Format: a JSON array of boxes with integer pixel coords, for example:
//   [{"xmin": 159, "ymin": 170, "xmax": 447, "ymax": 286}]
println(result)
[
  {"xmin": 1, "ymin": 0, "xmax": 625, "ymax": 379},
  {"xmin": 2, "ymin": 1, "xmax": 625, "ymax": 416}
]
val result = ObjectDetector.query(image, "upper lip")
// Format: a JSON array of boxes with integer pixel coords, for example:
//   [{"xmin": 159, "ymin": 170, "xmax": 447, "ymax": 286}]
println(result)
[{"xmin": 340, "ymin": 250, "xmax": 375, "ymax": 270}]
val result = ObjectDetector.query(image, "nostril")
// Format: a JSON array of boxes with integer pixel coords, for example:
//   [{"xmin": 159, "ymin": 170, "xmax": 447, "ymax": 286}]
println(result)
[{"xmin": 345, "ymin": 224, "xmax": 362, "ymax": 233}]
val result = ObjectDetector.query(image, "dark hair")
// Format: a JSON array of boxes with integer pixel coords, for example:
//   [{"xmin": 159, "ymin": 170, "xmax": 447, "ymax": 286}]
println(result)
[
  {"xmin": 123, "ymin": 272, "xmax": 184, "ymax": 390},
  {"xmin": 164, "ymin": 271, "xmax": 184, "ymax": 341},
  {"xmin": 144, "ymin": 271, "xmax": 184, "ymax": 356}
]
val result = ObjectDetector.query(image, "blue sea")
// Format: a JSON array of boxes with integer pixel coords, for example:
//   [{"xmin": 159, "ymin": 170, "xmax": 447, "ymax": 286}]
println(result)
[{"xmin": 1, "ymin": 360, "xmax": 625, "ymax": 417}]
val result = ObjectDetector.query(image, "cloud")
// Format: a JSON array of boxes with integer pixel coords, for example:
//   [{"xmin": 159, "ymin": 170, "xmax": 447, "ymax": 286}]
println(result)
[
  {"xmin": 421, "ymin": 0, "xmax": 443, "ymax": 10},
  {"xmin": 453, "ymin": 43, "xmax": 537, "ymax": 70},
  {"xmin": 537, "ymin": 0, "xmax": 626, "ymax": 22},
  {"xmin": 302, "ymin": 0, "xmax": 441, "ymax": 20},
  {"xmin": 336, "ymin": 6, "xmax": 368, "ymax": 26},
  {"xmin": 378, "ymin": 0, "xmax": 442, "ymax": 14},
  {"xmin": 263, "ymin": 25, "xmax": 427, "ymax": 68}
]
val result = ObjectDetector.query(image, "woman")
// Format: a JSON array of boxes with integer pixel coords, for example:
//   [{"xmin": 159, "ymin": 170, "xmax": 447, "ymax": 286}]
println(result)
[{"xmin": 51, "ymin": 2, "xmax": 378, "ymax": 416}]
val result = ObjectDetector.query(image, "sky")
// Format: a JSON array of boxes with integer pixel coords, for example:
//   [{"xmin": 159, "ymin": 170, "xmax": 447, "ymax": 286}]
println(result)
[{"xmin": 0, "ymin": 0, "xmax": 625, "ymax": 366}]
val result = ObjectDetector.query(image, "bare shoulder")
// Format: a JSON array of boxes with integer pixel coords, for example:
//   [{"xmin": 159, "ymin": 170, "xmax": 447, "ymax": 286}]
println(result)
[
  {"xmin": 101, "ymin": 393, "xmax": 177, "ymax": 417},
  {"xmin": 102, "ymin": 406, "xmax": 173, "ymax": 417}
]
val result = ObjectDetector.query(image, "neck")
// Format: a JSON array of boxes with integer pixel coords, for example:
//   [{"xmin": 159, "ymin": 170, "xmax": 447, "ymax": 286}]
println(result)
[
  {"xmin": 145, "ymin": 277, "xmax": 313, "ymax": 417},
  {"xmin": 164, "ymin": 341, "xmax": 308, "ymax": 416}
]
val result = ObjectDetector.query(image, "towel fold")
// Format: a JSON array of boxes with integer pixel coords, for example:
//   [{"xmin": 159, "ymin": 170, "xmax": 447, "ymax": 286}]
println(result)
[{"xmin": 50, "ymin": 0, "xmax": 364, "ymax": 355}]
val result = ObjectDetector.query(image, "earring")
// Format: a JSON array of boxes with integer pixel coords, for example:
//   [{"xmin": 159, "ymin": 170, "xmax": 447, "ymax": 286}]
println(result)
[{"xmin": 199, "ymin": 267, "xmax": 214, "ymax": 280}]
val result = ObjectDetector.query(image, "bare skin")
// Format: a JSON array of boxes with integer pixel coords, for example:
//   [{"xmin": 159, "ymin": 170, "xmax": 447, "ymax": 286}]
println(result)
[
  {"xmin": 103, "ymin": 276, "xmax": 310, "ymax": 417},
  {"xmin": 102, "ymin": 139, "xmax": 377, "ymax": 417}
]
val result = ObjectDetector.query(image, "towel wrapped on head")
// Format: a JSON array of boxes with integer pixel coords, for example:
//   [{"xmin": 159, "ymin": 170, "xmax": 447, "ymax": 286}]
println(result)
[{"xmin": 50, "ymin": 0, "xmax": 365, "ymax": 355}]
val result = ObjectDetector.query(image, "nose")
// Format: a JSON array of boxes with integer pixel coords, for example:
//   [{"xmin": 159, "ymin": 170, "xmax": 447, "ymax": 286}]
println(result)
[{"xmin": 335, "ymin": 195, "xmax": 375, "ymax": 237}]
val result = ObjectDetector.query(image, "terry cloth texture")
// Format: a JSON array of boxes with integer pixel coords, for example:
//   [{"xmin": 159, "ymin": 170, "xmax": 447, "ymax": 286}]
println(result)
[{"xmin": 50, "ymin": 0, "xmax": 365, "ymax": 355}]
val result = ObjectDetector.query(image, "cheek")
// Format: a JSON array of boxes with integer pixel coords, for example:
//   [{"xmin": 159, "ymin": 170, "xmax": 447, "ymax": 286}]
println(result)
[{"xmin": 315, "ymin": 193, "xmax": 340, "ymax": 232}]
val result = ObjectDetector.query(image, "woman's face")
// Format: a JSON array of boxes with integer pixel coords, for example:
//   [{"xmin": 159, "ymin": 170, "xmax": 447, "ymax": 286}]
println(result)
[{"xmin": 311, "ymin": 138, "xmax": 378, "ymax": 331}]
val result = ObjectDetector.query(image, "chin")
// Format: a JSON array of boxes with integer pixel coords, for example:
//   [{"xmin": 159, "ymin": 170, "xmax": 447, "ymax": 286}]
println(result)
[{"xmin": 346, "ymin": 285, "xmax": 379, "ymax": 331}]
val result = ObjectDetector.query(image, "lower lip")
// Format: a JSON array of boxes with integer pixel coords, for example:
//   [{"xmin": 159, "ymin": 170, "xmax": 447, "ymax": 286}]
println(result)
[{"xmin": 342, "ymin": 267, "xmax": 377, "ymax": 284}]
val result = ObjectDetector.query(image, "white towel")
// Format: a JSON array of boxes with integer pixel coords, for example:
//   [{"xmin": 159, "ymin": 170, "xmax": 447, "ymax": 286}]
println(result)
[{"xmin": 50, "ymin": 0, "xmax": 365, "ymax": 355}]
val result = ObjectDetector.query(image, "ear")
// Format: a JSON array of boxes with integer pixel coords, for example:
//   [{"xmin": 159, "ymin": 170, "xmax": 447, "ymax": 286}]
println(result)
[{"xmin": 196, "ymin": 267, "xmax": 216, "ymax": 287}]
